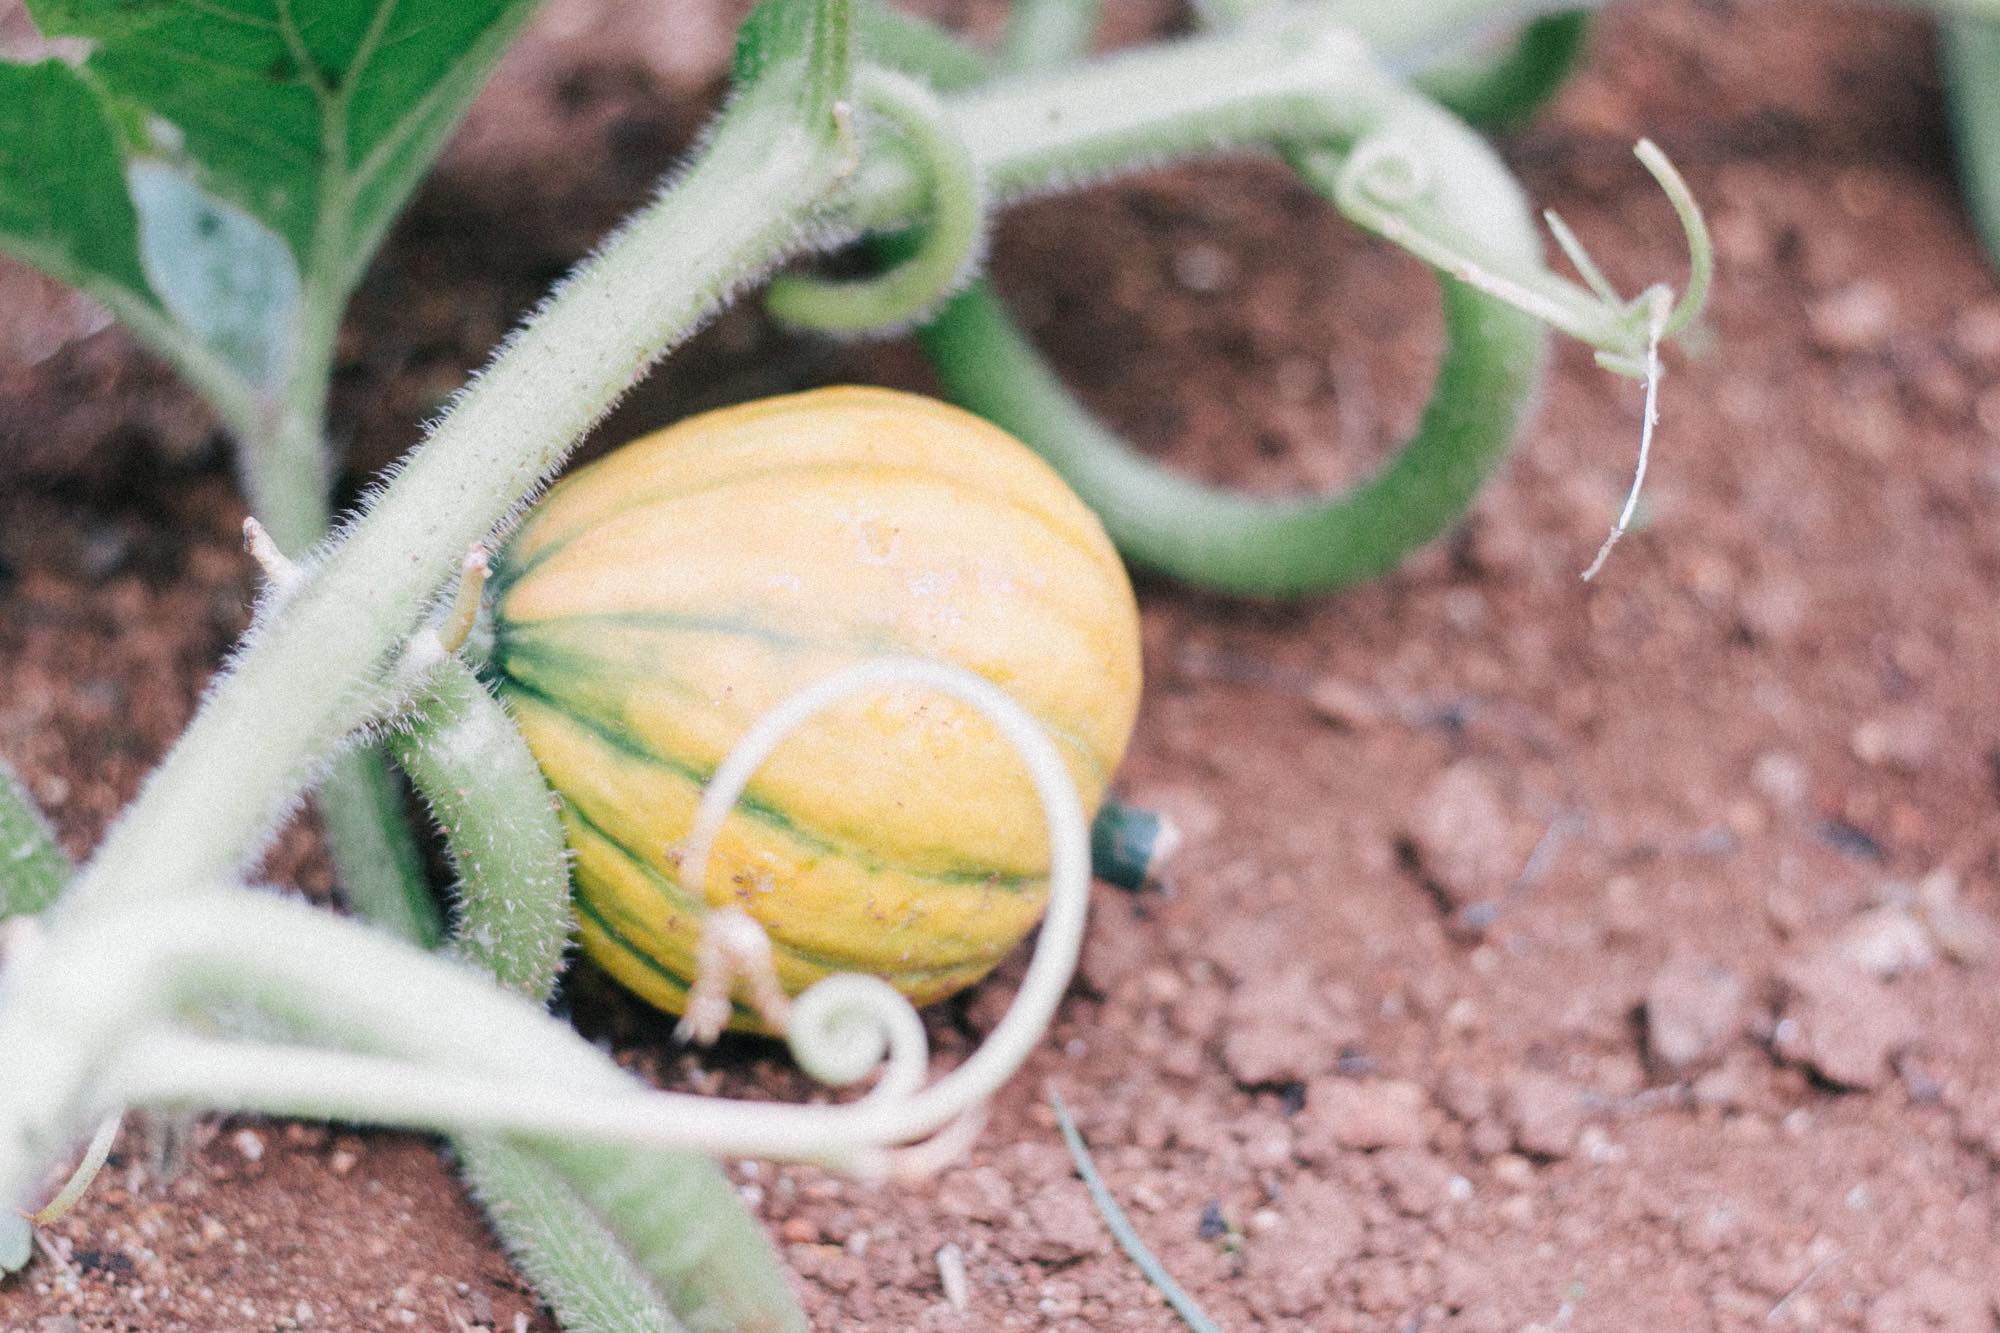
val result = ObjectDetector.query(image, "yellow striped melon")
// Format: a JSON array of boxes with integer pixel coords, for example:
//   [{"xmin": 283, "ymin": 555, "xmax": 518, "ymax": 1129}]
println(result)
[{"xmin": 489, "ymin": 386, "xmax": 1143, "ymax": 1033}]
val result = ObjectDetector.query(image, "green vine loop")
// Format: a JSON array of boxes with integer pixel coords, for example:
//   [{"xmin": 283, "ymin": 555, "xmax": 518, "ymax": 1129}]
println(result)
[
  {"xmin": 920, "ymin": 275, "xmax": 1542, "ymax": 596},
  {"xmin": 877, "ymin": 4, "xmax": 1705, "ymax": 597},
  {"xmin": 766, "ymin": 66, "xmax": 987, "ymax": 334}
]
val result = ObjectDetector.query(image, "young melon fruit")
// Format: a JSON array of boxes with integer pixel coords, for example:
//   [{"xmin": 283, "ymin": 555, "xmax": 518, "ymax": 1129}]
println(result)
[{"xmin": 488, "ymin": 386, "xmax": 1143, "ymax": 1033}]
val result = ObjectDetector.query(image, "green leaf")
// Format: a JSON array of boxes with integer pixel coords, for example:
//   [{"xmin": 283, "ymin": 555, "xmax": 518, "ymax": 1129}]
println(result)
[
  {"xmin": 129, "ymin": 160, "xmax": 300, "ymax": 385},
  {"xmin": 0, "ymin": 59, "xmax": 159, "ymax": 310},
  {"xmin": 24, "ymin": 0, "xmax": 542, "ymax": 296}
]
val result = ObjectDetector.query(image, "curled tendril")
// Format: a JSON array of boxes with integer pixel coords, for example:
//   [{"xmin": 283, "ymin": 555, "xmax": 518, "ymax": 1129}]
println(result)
[
  {"xmin": 678, "ymin": 655, "xmax": 1091, "ymax": 1159},
  {"xmin": 1336, "ymin": 132, "xmax": 1711, "ymax": 376},
  {"xmin": 785, "ymin": 973, "xmax": 927, "ymax": 1096},
  {"xmin": 1336, "ymin": 136, "xmax": 1433, "ymax": 208},
  {"xmin": 766, "ymin": 66, "xmax": 988, "ymax": 333}
]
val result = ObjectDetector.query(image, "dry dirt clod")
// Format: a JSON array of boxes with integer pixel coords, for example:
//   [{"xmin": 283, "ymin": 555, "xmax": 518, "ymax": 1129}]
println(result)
[
  {"xmin": 1402, "ymin": 761, "xmax": 1521, "ymax": 923},
  {"xmin": 1243, "ymin": 1177, "xmax": 1362, "ymax": 1320},
  {"xmin": 1303, "ymin": 675, "xmax": 1383, "ymax": 729},
  {"xmin": 1020, "ymin": 1182, "xmax": 1108, "ymax": 1264},
  {"xmin": 1833, "ymin": 904, "xmax": 1935, "ymax": 979},
  {"xmin": 1219, "ymin": 965, "xmax": 1354, "ymax": 1086},
  {"xmin": 1771, "ymin": 955, "xmax": 1921, "ymax": 1090},
  {"xmin": 1295, "ymin": 1078, "xmax": 1431, "ymax": 1157},
  {"xmin": 1372, "ymin": 1148, "xmax": 1456, "ymax": 1218},
  {"xmin": 1862, "ymin": 1266, "xmax": 1992, "ymax": 1333},
  {"xmin": 1916, "ymin": 869, "xmax": 2000, "ymax": 966},
  {"xmin": 1807, "ymin": 279, "xmax": 1895, "ymax": 353},
  {"xmin": 1503, "ymin": 1074, "xmax": 1590, "ymax": 1160},
  {"xmin": 1644, "ymin": 954, "xmax": 1746, "ymax": 1070},
  {"xmin": 1077, "ymin": 885, "xmax": 1152, "ymax": 997}
]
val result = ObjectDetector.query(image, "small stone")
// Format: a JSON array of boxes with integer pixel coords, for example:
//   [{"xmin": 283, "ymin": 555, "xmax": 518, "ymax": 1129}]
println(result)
[
  {"xmin": 1373, "ymin": 1148, "xmax": 1454, "ymax": 1217},
  {"xmin": 934, "ymin": 1243, "xmax": 970, "ymax": 1314},
  {"xmin": 1916, "ymin": 869, "xmax": 2000, "ymax": 966},
  {"xmin": 1679, "ymin": 1200, "xmax": 1743, "ymax": 1256},
  {"xmin": 1023, "ymin": 1182, "xmax": 1108, "ymax": 1262},
  {"xmin": 936, "ymin": 1165, "xmax": 1014, "ymax": 1221},
  {"xmin": 1171, "ymin": 242, "xmax": 1234, "ymax": 294},
  {"xmin": 1772, "ymin": 954, "xmax": 1921, "ymax": 1090},
  {"xmin": 1751, "ymin": 751, "xmax": 1810, "ymax": 809},
  {"xmin": 231, "ymin": 1129, "xmax": 265, "ymax": 1163},
  {"xmin": 1833, "ymin": 905, "xmax": 1935, "ymax": 979},
  {"xmin": 1298, "ymin": 1079, "xmax": 1430, "ymax": 1156},
  {"xmin": 1864, "ymin": 1266, "xmax": 1990, "ymax": 1333},
  {"xmin": 1645, "ymin": 954, "xmax": 1746, "ymax": 1069},
  {"xmin": 1403, "ymin": 761, "xmax": 1519, "ymax": 917},
  {"xmin": 1243, "ymin": 1178, "xmax": 1362, "ymax": 1318},
  {"xmin": 1304, "ymin": 676, "xmax": 1382, "ymax": 729},
  {"xmin": 1850, "ymin": 709, "xmax": 1941, "ymax": 771},
  {"xmin": 1504, "ymin": 1074, "xmax": 1588, "ymax": 1159},
  {"xmin": 1219, "ymin": 965, "xmax": 1350, "ymax": 1087},
  {"xmin": 1808, "ymin": 280, "xmax": 1894, "ymax": 353}
]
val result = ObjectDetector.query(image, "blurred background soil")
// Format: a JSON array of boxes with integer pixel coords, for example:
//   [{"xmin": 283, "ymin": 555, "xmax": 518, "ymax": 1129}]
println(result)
[{"xmin": 4, "ymin": 1, "xmax": 2000, "ymax": 1329}]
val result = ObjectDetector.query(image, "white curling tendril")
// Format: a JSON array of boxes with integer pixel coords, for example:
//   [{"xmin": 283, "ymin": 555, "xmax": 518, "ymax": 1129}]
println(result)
[{"xmin": 677, "ymin": 655, "xmax": 1091, "ymax": 1172}]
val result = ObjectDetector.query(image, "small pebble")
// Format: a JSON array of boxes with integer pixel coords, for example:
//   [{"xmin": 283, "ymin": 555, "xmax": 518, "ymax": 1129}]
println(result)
[
  {"xmin": 1645, "ymin": 954, "xmax": 1745, "ymax": 1070},
  {"xmin": 1504, "ymin": 1075, "xmax": 1588, "ymax": 1160},
  {"xmin": 1772, "ymin": 955, "xmax": 1920, "ymax": 1090},
  {"xmin": 1303, "ymin": 676, "xmax": 1382, "ymax": 730},
  {"xmin": 1298, "ymin": 1079, "xmax": 1430, "ymax": 1155},
  {"xmin": 1171, "ymin": 243, "xmax": 1234, "ymax": 294},
  {"xmin": 1807, "ymin": 280, "xmax": 1894, "ymax": 353},
  {"xmin": 1916, "ymin": 869, "xmax": 2000, "ymax": 965},
  {"xmin": 1833, "ymin": 905, "xmax": 1935, "ymax": 979},
  {"xmin": 934, "ymin": 1243, "xmax": 969, "ymax": 1314},
  {"xmin": 1403, "ymin": 761, "xmax": 1520, "ymax": 917}
]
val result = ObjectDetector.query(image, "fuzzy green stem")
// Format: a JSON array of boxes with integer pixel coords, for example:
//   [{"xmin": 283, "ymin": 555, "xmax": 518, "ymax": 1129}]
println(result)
[
  {"xmin": 0, "ymin": 759, "xmax": 68, "ymax": 918},
  {"xmin": 372, "ymin": 658, "xmax": 800, "ymax": 1330},
  {"xmin": 65, "ymin": 24, "xmax": 854, "ymax": 915},
  {"xmin": 766, "ymin": 68, "xmax": 986, "ymax": 333},
  {"xmin": 384, "ymin": 659, "xmax": 568, "ymax": 996},
  {"xmin": 454, "ymin": 1138, "xmax": 695, "ymax": 1333},
  {"xmin": 317, "ymin": 748, "xmax": 443, "ymax": 950},
  {"xmin": 0, "ymin": 889, "xmax": 804, "ymax": 1330}
]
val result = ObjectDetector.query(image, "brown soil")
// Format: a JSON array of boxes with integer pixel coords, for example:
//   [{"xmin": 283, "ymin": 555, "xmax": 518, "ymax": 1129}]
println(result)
[{"xmin": 6, "ymin": 1, "xmax": 2000, "ymax": 1329}]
